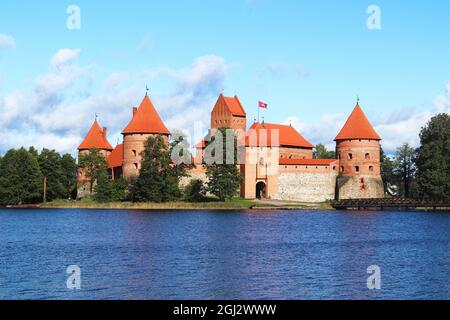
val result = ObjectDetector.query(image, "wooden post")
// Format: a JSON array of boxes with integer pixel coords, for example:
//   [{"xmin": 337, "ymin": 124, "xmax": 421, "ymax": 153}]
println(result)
[{"xmin": 43, "ymin": 176, "xmax": 47, "ymax": 203}]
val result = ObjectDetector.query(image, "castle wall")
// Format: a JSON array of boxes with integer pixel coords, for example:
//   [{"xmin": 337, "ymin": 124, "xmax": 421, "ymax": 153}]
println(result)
[
  {"xmin": 337, "ymin": 175, "xmax": 384, "ymax": 199},
  {"xmin": 273, "ymin": 171, "xmax": 338, "ymax": 203},
  {"xmin": 279, "ymin": 147, "xmax": 313, "ymax": 160}
]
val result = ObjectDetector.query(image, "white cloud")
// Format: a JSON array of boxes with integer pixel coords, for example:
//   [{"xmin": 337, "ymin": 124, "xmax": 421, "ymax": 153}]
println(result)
[
  {"xmin": 0, "ymin": 51, "xmax": 230, "ymax": 154},
  {"xmin": 0, "ymin": 34, "xmax": 15, "ymax": 49},
  {"xmin": 51, "ymin": 48, "xmax": 81, "ymax": 68},
  {"xmin": 283, "ymin": 86, "xmax": 450, "ymax": 153}
]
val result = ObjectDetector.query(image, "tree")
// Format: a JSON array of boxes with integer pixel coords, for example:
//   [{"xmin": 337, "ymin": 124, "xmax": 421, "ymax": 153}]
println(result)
[
  {"xmin": 393, "ymin": 143, "xmax": 417, "ymax": 198},
  {"xmin": 38, "ymin": 149, "xmax": 67, "ymax": 201},
  {"xmin": 313, "ymin": 144, "xmax": 336, "ymax": 159},
  {"xmin": 416, "ymin": 114, "xmax": 450, "ymax": 198},
  {"xmin": 185, "ymin": 179, "xmax": 207, "ymax": 202},
  {"xmin": 60, "ymin": 153, "xmax": 77, "ymax": 199},
  {"xmin": 94, "ymin": 175, "xmax": 128, "ymax": 203},
  {"xmin": 0, "ymin": 148, "xmax": 43, "ymax": 205},
  {"xmin": 78, "ymin": 149, "xmax": 108, "ymax": 194},
  {"xmin": 380, "ymin": 148, "xmax": 397, "ymax": 196},
  {"xmin": 205, "ymin": 127, "xmax": 243, "ymax": 201},
  {"xmin": 131, "ymin": 135, "xmax": 181, "ymax": 202}
]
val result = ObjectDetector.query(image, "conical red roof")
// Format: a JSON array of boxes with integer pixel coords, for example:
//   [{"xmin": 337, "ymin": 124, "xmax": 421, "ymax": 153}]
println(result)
[
  {"xmin": 335, "ymin": 104, "xmax": 381, "ymax": 141},
  {"xmin": 78, "ymin": 120, "xmax": 113, "ymax": 151},
  {"xmin": 122, "ymin": 95, "xmax": 170, "ymax": 135}
]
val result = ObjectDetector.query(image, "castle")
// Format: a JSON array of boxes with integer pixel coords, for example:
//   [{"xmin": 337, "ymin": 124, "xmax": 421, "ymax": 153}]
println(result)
[{"xmin": 77, "ymin": 93, "xmax": 384, "ymax": 202}]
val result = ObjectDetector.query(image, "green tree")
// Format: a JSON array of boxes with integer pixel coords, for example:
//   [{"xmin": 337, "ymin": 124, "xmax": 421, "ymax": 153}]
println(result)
[
  {"xmin": 61, "ymin": 153, "xmax": 77, "ymax": 199},
  {"xmin": 416, "ymin": 113, "xmax": 450, "ymax": 198},
  {"xmin": 184, "ymin": 179, "xmax": 206, "ymax": 202},
  {"xmin": 78, "ymin": 149, "xmax": 108, "ymax": 194},
  {"xmin": 131, "ymin": 135, "xmax": 181, "ymax": 202},
  {"xmin": 94, "ymin": 175, "xmax": 128, "ymax": 203},
  {"xmin": 380, "ymin": 148, "xmax": 397, "ymax": 196},
  {"xmin": 313, "ymin": 144, "xmax": 336, "ymax": 159},
  {"xmin": 0, "ymin": 148, "xmax": 43, "ymax": 205},
  {"xmin": 205, "ymin": 127, "xmax": 243, "ymax": 201},
  {"xmin": 393, "ymin": 143, "xmax": 417, "ymax": 198},
  {"xmin": 38, "ymin": 149, "xmax": 67, "ymax": 201},
  {"xmin": 93, "ymin": 170, "xmax": 113, "ymax": 202}
]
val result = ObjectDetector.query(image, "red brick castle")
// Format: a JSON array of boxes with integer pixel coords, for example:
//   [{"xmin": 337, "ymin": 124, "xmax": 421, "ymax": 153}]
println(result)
[{"xmin": 77, "ymin": 93, "xmax": 384, "ymax": 201}]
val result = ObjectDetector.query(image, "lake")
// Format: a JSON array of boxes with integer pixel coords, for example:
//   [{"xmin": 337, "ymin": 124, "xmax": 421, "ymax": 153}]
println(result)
[{"xmin": 0, "ymin": 208, "xmax": 449, "ymax": 300}]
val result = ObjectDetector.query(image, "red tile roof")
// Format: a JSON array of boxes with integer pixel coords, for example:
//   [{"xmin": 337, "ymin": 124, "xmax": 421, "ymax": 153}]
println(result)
[
  {"xmin": 107, "ymin": 144, "xmax": 123, "ymax": 169},
  {"xmin": 335, "ymin": 104, "xmax": 381, "ymax": 141},
  {"xmin": 122, "ymin": 95, "xmax": 170, "ymax": 135},
  {"xmin": 279, "ymin": 158, "xmax": 338, "ymax": 166},
  {"xmin": 78, "ymin": 120, "xmax": 113, "ymax": 151},
  {"xmin": 246, "ymin": 122, "xmax": 314, "ymax": 148},
  {"xmin": 222, "ymin": 94, "xmax": 246, "ymax": 117}
]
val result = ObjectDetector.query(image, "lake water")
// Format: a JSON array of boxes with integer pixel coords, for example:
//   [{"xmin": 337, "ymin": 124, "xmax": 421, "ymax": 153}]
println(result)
[{"xmin": 0, "ymin": 208, "xmax": 449, "ymax": 300}]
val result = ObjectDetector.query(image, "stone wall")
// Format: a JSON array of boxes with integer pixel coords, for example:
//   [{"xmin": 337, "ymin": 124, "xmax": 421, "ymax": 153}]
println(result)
[
  {"xmin": 273, "ymin": 172, "xmax": 338, "ymax": 203},
  {"xmin": 180, "ymin": 171, "xmax": 209, "ymax": 188},
  {"xmin": 337, "ymin": 175, "xmax": 384, "ymax": 199}
]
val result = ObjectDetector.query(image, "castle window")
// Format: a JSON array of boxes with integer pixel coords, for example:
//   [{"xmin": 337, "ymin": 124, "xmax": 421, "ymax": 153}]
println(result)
[
  {"xmin": 355, "ymin": 166, "xmax": 360, "ymax": 173},
  {"xmin": 341, "ymin": 166, "xmax": 344, "ymax": 172},
  {"xmin": 348, "ymin": 153, "xmax": 353, "ymax": 160},
  {"xmin": 333, "ymin": 166, "xmax": 336, "ymax": 171},
  {"xmin": 369, "ymin": 166, "xmax": 374, "ymax": 172},
  {"xmin": 134, "ymin": 163, "xmax": 138, "ymax": 170},
  {"xmin": 338, "ymin": 153, "xmax": 341, "ymax": 160},
  {"xmin": 365, "ymin": 153, "xmax": 370, "ymax": 160},
  {"xmin": 132, "ymin": 150, "xmax": 137, "ymax": 157}
]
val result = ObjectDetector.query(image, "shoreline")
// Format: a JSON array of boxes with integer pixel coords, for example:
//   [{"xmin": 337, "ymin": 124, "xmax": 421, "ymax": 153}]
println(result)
[{"xmin": 34, "ymin": 199, "xmax": 334, "ymax": 211}]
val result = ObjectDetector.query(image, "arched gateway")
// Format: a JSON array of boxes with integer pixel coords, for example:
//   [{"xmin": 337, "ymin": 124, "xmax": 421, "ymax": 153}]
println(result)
[{"xmin": 256, "ymin": 181, "xmax": 267, "ymax": 199}]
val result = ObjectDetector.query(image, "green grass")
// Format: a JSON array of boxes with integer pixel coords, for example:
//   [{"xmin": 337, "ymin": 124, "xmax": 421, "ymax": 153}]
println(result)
[
  {"xmin": 41, "ymin": 197, "xmax": 258, "ymax": 210},
  {"xmin": 41, "ymin": 197, "xmax": 332, "ymax": 211}
]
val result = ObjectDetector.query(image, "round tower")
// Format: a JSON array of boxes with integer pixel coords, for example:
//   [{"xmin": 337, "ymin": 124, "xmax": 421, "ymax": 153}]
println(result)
[
  {"xmin": 77, "ymin": 119, "xmax": 114, "ymax": 198},
  {"xmin": 335, "ymin": 103, "xmax": 384, "ymax": 199},
  {"xmin": 121, "ymin": 95, "xmax": 170, "ymax": 180}
]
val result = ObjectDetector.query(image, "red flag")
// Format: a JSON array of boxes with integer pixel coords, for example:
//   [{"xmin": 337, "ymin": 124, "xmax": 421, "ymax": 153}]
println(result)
[{"xmin": 258, "ymin": 101, "xmax": 268, "ymax": 109}]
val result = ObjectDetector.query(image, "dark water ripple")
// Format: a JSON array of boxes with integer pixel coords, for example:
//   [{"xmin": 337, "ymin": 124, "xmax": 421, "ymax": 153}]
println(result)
[{"xmin": 0, "ymin": 209, "xmax": 449, "ymax": 300}]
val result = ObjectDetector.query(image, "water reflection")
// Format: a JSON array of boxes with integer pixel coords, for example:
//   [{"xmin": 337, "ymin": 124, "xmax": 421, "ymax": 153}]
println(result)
[{"xmin": 0, "ymin": 209, "xmax": 449, "ymax": 300}]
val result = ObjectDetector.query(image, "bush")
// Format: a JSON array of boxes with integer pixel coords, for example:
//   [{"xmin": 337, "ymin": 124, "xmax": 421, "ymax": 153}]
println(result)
[{"xmin": 184, "ymin": 179, "xmax": 206, "ymax": 202}]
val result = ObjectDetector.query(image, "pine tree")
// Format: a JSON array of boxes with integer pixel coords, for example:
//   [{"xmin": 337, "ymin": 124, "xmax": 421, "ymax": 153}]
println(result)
[
  {"xmin": 416, "ymin": 114, "xmax": 450, "ymax": 198},
  {"xmin": 393, "ymin": 143, "xmax": 417, "ymax": 198},
  {"xmin": 131, "ymin": 135, "xmax": 182, "ymax": 202},
  {"xmin": 380, "ymin": 148, "xmax": 396, "ymax": 196},
  {"xmin": 38, "ymin": 149, "xmax": 67, "ymax": 201},
  {"xmin": 185, "ymin": 179, "xmax": 206, "ymax": 202},
  {"xmin": 61, "ymin": 153, "xmax": 77, "ymax": 199},
  {"xmin": 93, "ymin": 170, "xmax": 113, "ymax": 202},
  {"xmin": 205, "ymin": 127, "xmax": 243, "ymax": 201},
  {"xmin": 0, "ymin": 148, "xmax": 43, "ymax": 205}
]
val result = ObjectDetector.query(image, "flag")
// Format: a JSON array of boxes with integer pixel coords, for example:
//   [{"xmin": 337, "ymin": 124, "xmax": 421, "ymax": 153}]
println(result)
[{"xmin": 258, "ymin": 101, "xmax": 268, "ymax": 109}]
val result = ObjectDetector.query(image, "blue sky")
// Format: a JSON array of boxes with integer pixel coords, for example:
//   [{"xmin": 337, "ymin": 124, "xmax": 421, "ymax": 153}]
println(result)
[{"xmin": 1, "ymin": 0, "xmax": 449, "ymax": 154}]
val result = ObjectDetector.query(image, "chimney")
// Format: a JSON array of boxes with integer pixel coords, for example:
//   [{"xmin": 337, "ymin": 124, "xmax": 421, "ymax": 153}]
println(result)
[
  {"xmin": 103, "ymin": 127, "xmax": 107, "ymax": 138},
  {"xmin": 132, "ymin": 107, "xmax": 138, "ymax": 117}
]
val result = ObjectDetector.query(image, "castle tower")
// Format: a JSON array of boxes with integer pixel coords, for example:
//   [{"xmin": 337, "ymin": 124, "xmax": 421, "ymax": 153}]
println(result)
[
  {"xmin": 121, "ymin": 95, "xmax": 170, "ymax": 180},
  {"xmin": 335, "ymin": 103, "xmax": 384, "ymax": 199},
  {"xmin": 77, "ymin": 120, "xmax": 114, "ymax": 198},
  {"xmin": 211, "ymin": 94, "xmax": 247, "ymax": 132}
]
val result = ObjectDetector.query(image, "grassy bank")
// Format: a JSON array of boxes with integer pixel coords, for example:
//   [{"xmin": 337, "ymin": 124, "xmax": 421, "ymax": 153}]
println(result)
[{"xmin": 40, "ymin": 198, "xmax": 332, "ymax": 211}]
